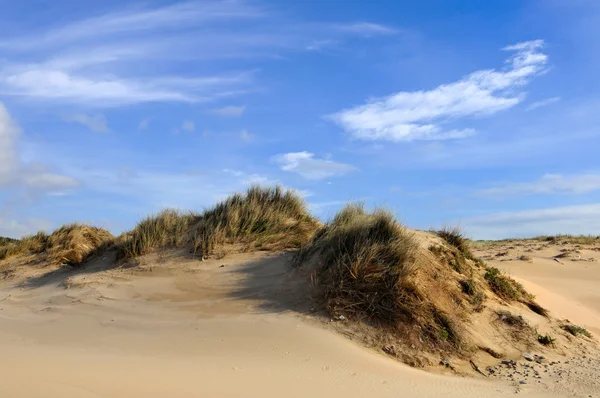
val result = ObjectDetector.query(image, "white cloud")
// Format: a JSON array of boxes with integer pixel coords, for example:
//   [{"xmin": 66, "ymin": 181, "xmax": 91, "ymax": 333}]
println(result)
[
  {"xmin": 0, "ymin": 2, "xmax": 398, "ymax": 108},
  {"xmin": 332, "ymin": 22, "xmax": 398, "ymax": 36},
  {"xmin": 464, "ymin": 203, "xmax": 600, "ymax": 240},
  {"xmin": 138, "ymin": 118, "xmax": 150, "ymax": 131},
  {"xmin": 0, "ymin": 217, "xmax": 53, "ymax": 239},
  {"xmin": 0, "ymin": 68, "xmax": 249, "ymax": 106},
  {"xmin": 239, "ymin": 129, "xmax": 256, "ymax": 142},
  {"xmin": 525, "ymin": 96, "xmax": 561, "ymax": 111},
  {"xmin": 273, "ymin": 152, "xmax": 355, "ymax": 180},
  {"xmin": 210, "ymin": 105, "xmax": 246, "ymax": 117},
  {"xmin": 0, "ymin": 102, "xmax": 79, "ymax": 194},
  {"xmin": 0, "ymin": 103, "xmax": 20, "ymax": 185},
  {"xmin": 330, "ymin": 40, "xmax": 548, "ymax": 142},
  {"xmin": 479, "ymin": 173, "xmax": 600, "ymax": 197},
  {"xmin": 182, "ymin": 120, "xmax": 195, "ymax": 133},
  {"xmin": 0, "ymin": 2, "xmax": 262, "ymax": 50},
  {"xmin": 64, "ymin": 113, "xmax": 110, "ymax": 132}
]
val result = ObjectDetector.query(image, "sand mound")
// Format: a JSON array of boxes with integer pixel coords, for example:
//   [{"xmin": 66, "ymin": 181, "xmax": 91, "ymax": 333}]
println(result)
[{"xmin": 291, "ymin": 205, "xmax": 596, "ymax": 367}]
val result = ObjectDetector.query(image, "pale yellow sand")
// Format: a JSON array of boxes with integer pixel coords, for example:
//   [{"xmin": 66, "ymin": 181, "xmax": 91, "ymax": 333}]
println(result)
[{"xmin": 0, "ymin": 242, "xmax": 598, "ymax": 398}]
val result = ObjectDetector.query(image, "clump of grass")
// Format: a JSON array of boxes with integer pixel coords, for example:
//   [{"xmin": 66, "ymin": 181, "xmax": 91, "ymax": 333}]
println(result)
[
  {"xmin": 484, "ymin": 267, "xmax": 531, "ymax": 301},
  {"xmin": 497, "ymin": 310, "xmax": 528, "ymax": 328},
  {"xmin": 119, "ymin": 209, "xmax": 198, "ymax": 258},
  {"xmin": 294, "ymin": 204, "xmax": 419, "ymax": 323},
  {"xmin": 0, "ymin": 225, "xmax": 113, "ymax": 266},
  {"xmin": 461, "ymin": 278, "xmax": 485, "ymax": 308},
  {"xmin": 0, "ymin": 231, "xmax": 50, "ymax": 261},
  {"xmin": 119, "ymin": 185, "xmax": 318, "ymax": 259},
  {"xmin": 294, "ymin": 204, "xmax": 463, "ymax": 348},
  {"xmin": 526, "ymin": 301, "xmax": 549, "ymax": 317},
  {"xmin": 46, "ymin": 224, "xmax": 114, "ymax": 266},
  {"xmin": 518, "ymin": 254, "xmax": 533, "ymax": 262},
  {"xmin": 471, "ymin": 292, "xmax": 485, "ymax": 309},
  {"xmin": 436, "ymin": 227, "xmax": 475, "ymax": 260},
  {"xmin": 460, "ymin": 278, "xmax": 476, "ymax": 296},
  {"xmin": 562, "ymin": 324, "xmax": 592, "ymax": 338},
  {"xmin": 537, "ymin": 334, "xmax": 555, "ymax": 347},
  {"xmin": 191, "ymin": 185, "xmax": 317, "ymax": 258},
  {"xmin": 429, "ymin": 244, "xmax": 466, "ymax": 274},
  {"xmin": 0, "ymin": 236, "xmax": 17, "ymax": 246}
]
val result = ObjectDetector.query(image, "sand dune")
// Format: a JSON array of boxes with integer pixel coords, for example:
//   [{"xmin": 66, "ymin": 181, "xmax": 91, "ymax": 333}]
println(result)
[
  {"xmin": 0, "ymin": 252, "xmax": 520, "ymax": 398},
  {"xmin": 0, "ymin": 236, "xmax": 599, "ymax": 397}
]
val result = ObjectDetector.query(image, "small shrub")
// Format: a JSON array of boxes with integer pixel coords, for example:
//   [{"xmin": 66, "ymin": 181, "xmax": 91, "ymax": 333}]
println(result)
[
  {"xmin": 562, "ymin": 324, "xmax": 592, "ymax": 338},
  {"xmin": 471, "ymin": 292, "xmax": 485, "ymax": 308},
  {"xmin": 497, "ymin": 310, "xmax": 528, "ymax": 328},
  {"xmin": 538, "ymin": 334, "xmax": 555, "ymax": 347},
  {"xmin": 518, "ymin": 255, "xmax": 532, "ymax": 262},
  {"xmin": 460, "ymin": 279, "xmax": 476, "ymax": 296}
]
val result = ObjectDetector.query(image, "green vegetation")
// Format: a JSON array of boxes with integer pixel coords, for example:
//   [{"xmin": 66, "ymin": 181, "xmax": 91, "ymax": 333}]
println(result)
[
  {"xmin": 459, "ymin": 278, "xmax": 476, "ymax": 296},
  {"xmin": 537, "ymin": 333, "xmax": 555, "ymax": 347},
  {"xmin": 562, "ymin": 324, "xmax": 592, "ymax": 338},
  {"xmin": 484, "ymin": 267, "xmax": 529, "ymax": 301}
]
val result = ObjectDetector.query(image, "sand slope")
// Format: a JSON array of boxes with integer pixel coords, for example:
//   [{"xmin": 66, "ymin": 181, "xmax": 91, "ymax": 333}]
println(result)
[{"xmin": 0, "ymin": 244, "xmax": 598, "ymax": 397}]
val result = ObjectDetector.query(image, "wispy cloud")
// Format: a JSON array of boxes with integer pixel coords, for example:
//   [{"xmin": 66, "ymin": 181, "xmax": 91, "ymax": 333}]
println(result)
[
  {"xmin": 138, "ymin": 118, "xmax": 150, "ymax": 131},
  {"xmin": 209, "ymin": 105, "xmax": 246, "ymax": 117},
  {"xmin": 182, "ymin": 120, "xmax": 195, "ymax": 133},
  {"xmin": 239, "ymin": 129, "xmax": 256, "ymax": 142},
  {"xmin": 63, "ymin": 113, "xmax": 110, "ymax": 132},
  {"xmin": 478, "ymin": 173, "xmax": 600, "ymax": 197},
  {"xmin": 0, "ymin": 1, "xmax": 263, "ymax": 50},
  {"xmin": 273, "ymin": 152, "xmax": 355, "ymax": 180},
  {"xmin": 0, "ymin": 1, "xmax": 398, "ymax": 108},
  {"xmin": 465, "ymin": 203, "xmax": 600, "ymax": 239},
  {"xmin": 0, "ymin": 102, "xmax": 79, "ymax": 195},
  {"xmin": 525, "ymin": 96, "xmax": 561, "ymax": 111},
  {"xmin": 332, "ymin": 22, "xmax": 398, "ymax": 36},
  {"xmin": 330, "ymin": 40, "xmax": 548, "ymax": 141}
]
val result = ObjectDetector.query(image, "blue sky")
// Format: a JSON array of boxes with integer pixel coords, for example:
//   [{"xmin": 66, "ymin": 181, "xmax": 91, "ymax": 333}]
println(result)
[{"xmin": 1, "ymin": 0, "xmax": 600, "ymax": 239}]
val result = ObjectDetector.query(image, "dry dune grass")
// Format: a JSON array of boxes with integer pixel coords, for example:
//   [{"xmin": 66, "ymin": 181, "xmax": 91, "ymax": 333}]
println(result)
[
  {"xmin": 118, "ymin": 209, "xmax": 198, "ymax": 258},
  {"xmin": 0, "ymin": 225, "xmax": 113, "ymax": 266},
  {"xmin": 290, "ymin": 211, "xmax": 563, "ymax": 357},
  {"xmin": 294, "ymin": 204, "xmax": 464, "ymax": 350},
  {"xmin": 45, "ymin": 224, "xmax": 114, "ymax": 266},
  {"xmin": 119, "ymin": 185, "xmax": 319, "ymax": 259}
]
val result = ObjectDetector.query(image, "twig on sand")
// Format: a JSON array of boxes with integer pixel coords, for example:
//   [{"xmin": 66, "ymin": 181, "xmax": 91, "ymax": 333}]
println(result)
[{"xmin": 470, "ymin": 360, "xmax": 487, "ymax": 377}]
